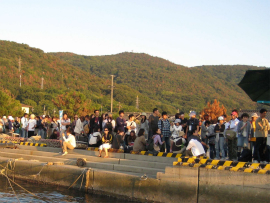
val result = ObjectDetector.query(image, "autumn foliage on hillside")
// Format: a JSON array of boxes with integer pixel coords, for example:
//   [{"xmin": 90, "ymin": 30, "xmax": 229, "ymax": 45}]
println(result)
[{"xmin": 200, "ymin": 99, "xmax": 227, "ymax": 122}]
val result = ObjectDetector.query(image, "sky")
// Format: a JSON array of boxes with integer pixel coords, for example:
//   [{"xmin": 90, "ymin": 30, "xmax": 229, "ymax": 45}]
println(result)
[{"xmin": 0, "ymin": 0, "xmax": 269, "ymax": 67}]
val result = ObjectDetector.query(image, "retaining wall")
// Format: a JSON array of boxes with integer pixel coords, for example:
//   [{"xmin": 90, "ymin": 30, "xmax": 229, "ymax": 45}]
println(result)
[{"xmin": 1, "ymin": 156, "xmax": 270, "ymax": 203}]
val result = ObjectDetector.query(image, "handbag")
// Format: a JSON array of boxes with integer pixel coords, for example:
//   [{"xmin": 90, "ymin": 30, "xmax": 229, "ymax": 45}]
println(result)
[{"xmin": 225, "ymin": 130, "xmax": 236, "ymax": 140}]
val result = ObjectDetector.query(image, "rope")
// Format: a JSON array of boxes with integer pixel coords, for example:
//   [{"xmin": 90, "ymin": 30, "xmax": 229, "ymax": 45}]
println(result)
[
  {"xmin": 68, "ymin": 168, "xmax": 88, "ymax": 190},
  {"xmin": 1, "ymin": 169, "xmax": 20, "ymax": 203}
]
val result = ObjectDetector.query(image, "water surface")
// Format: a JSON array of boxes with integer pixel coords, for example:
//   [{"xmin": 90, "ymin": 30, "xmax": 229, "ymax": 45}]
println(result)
[{"xmin": 0, "ymin": 176, "xmax": 131, "ymax": 203}]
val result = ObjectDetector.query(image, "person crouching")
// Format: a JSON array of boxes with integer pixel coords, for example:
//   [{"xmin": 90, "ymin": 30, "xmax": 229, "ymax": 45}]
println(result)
[
  {"xmin": 61, "ymin": 127, "xmax": 76, "ymax": 156},
  {"xmin": 98, "ymin": 127, "xmax": 113, "ymax": 158}
]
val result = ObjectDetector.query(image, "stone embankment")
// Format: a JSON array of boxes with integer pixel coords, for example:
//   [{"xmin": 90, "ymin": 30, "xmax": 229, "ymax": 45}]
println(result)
[{"xmin": 0, "ymin": 145, "xmax": 270, "ymax": 203}]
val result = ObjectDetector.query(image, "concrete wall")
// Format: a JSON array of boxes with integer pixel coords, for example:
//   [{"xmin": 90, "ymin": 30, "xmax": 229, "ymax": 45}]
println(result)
[
  {"xmin": 1, "ymin": 156, "xmax": 270, "ymax": 203},
  {"xmin": 160, "ymin": 166, "xmax": 270, "ymax": 203}
]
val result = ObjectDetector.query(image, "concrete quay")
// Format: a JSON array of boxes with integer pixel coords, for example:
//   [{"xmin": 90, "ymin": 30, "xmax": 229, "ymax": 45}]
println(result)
[{"xmin": 0, "ymin": 146, "xmax": 270, "ymax": 202}]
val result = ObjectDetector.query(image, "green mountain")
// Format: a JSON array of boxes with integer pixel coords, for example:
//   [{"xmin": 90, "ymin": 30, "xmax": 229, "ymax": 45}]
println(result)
[
  {"xmin": 0, "ymin": 40, "xmax": 266, "ymax": 116},
  {"xmin": 51, "ymin": 52, "xmax": 266, "ymax": 113},
  {"xmin": 0, "ymin": 41, "xmax": 170, "ymax": 115}
]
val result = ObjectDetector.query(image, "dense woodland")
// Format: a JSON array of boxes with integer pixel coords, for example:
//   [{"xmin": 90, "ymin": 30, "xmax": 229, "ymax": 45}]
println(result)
[{"xmin": 0, "ymin": 40, "xmax": 266, "ymax": 116}]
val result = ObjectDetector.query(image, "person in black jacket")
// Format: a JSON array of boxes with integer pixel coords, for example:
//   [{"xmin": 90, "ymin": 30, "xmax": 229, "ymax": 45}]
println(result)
[{"xmin": 90, "ymin": 110, "xmax": 102, "ymax": 134}]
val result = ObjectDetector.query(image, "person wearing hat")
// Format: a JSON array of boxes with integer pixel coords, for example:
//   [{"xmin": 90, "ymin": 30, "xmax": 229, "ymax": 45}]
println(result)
[
  {"xmin": 225, "ymin": 111, "xmax": 239, "ymax": 161},
  {"xmin": 214, "ymin": 116, "xmax": 226, "ymax": 160},
  {"xmin": 140, "ymin": 112, "xmax": 149, "ymax": 140},
  {"xmin": 169, "ymin": 119, "xmax": 183, "ymax": 152},
  {"xmin": 186, "ymin": 111, "xmax": 199, "ymax": 138},
  {"xmin": 251, "ymin": 113, "xmax": 258, "ymax": 138},
  {"xmin": 158, "ymin": 111, "xmax": 171, "ymax": 152}
]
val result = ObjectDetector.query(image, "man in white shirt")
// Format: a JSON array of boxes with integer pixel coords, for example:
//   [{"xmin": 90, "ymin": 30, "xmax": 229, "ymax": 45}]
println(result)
[
  {"xmin": 186, "ymin": 129, "xmax": 206, "ymax": 157},
  {"xmin": 126, "ymin": 114, "xmax": 137, "ymax": 135},
  {"xmin": 21, "ymin": 113, "xmax": 28, "ymax": 138},
  {"xmin": 61, "ymin": 128, "xmax": 76, "ymax": 156}
]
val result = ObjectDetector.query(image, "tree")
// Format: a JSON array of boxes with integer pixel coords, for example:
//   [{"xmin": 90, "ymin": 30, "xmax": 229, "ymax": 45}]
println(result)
[
  {"xmin": 0, "ymin": 90, "xmax": 23, "ymax": 117},
  {"xmin": 52, "ymin": 91, "xmax": 94, "ymax": 117},
  {"xmin": 200, "ymin": 99, "xmax": 227, "ymax": 122}
]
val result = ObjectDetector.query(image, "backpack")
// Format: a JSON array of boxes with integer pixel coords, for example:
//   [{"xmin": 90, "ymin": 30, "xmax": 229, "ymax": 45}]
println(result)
[
  {"xmin": 238, "ymin": 148, "xmax": 252, "ymax": 162},
  {"xmin": 84, "ymin": 123, "xmax": 90, "ymax": 134},
  {"xmin": 146, "ymin": 137, "xmax": 154, "ymax": 151},
  {"xmin": 89, "ymin": 132, "xmax": 101, "ymax": 145}
]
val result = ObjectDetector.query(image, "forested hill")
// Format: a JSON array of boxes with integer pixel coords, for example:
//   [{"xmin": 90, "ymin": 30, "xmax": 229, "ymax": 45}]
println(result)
[
  {"xmin": 0, "ymin": 40, "xmax": 265, "ymax": 115},
  {"xmin": 0, "ymin": 41, "xmax": 167, "ymax": 115},
  {"xmin": 51, "ymin": 52, "xmax": 265, "ymax": 112}
]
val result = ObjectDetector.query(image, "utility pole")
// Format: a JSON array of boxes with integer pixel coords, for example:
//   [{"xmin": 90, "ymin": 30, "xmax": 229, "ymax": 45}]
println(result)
[
  {"xmin": 136, "ymin": 95, "xmax": 139, "ymax": 109},
  {"xmin": 41, "ymin": 77, "xmax": 44, "ymax": 89},
  {"xmin": 18, "ymin": 57, "xmax": 21, "ymax": 72},
  {"xmin": 109, "ymin": 75, "xmax": 115, "ymax": 113},
  {"xmin": 19, "ymin": 57, "xmax": 22, "ymax": 87}
]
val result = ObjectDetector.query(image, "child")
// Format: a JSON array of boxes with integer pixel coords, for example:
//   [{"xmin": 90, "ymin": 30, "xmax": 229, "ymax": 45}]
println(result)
[{"xmin": 152, "ymin": 129, "xmax": 165, "ymax": 152}]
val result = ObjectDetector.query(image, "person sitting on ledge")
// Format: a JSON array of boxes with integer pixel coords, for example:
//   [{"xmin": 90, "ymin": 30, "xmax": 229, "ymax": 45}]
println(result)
[
  {"xmin": 133, "ymin": 129, "xmax": 146, "ymax": 152},
  {"xmin": 98, "ymin": 127, "xmax": 113, "ymax": 158},
  {"xmin": 61, "ymin": 127, "xmax": 76, "ymax": 156},
  {"xmin": 112, "ymin": 129, "xmax": 125, "ymax": 150}
]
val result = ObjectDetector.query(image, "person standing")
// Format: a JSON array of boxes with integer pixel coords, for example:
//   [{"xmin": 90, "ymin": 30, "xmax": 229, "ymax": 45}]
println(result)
[
  {"xmin": 126, "ymin": 114, "xmax": 137, "ymax": 135},
  {"xmin": 237, "ymin": 113, "xmax": 251, "ymax": 159},
  {"xmin": 90, "ymin": 110, "xmax": 102, "ymax": 134},
  {"xmin": 102, "ymin": 113, "xmax": 115, "ymax": 134},
  {"xmin": 139, "ymin": 112, "xmax": 149, "ymax": 140},
  {"xmin": 250, "ymin": 113, "xmax": 259, "ymax": 153},
  {"xmin": 2, "ymin": 116, "xmax": 8, "ymax": 133},
  {"xmin": 71, "ymin": 115, "xmax": 79, "ymax": 133},
  {"xmin": 225, "ymin": 111, "xmax": 239, "ymax": 161},
  {"xmin": 253, "ymin": 109, "xmax": 270, "ymax": 164},
  {"xmin": 13, "ymin": 117, "xmax": 21, "ymax": 134},
  {"xmin": 214, "ymin": 116, "xmax": 226, "ymax": 160},
  {"xmin": 74, "ymin": 116, "xmax": 84, "ymax": 140},
  {"xmin": 27, "ymin": 114, "xmax": 37, "ymax": 138},
  {"xmin": 60, "ymin": 113, "xmax": 71, "ymax": 137},
  {"xmin": 158, "ymin": 111, "xmax": 171, "ymax": 152},
  {"xmin": 148, "ymin": 108, "xmax": 160, "ymax": 139},
  {"xmin": 179, "ymin": 112, "xmax": 187, "ymax": 133},
  {"xmin": 116, "ymin": 110, "xmax": 126, "ymax": 133},
  {"xmin": 50, "ymin": 117, "xmax": 59, "ymax": 133},
  {"xmin": 21, "ymin": 113, "xmax": 28, "ymax": 138},
  {"xmin": 186, "ymin": 111, "xmax": 199, "ymax": 138}
]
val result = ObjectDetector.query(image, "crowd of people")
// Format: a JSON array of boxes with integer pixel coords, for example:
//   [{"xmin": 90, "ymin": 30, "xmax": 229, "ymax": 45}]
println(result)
[{"xmin": 0, "ymin": 107, "xmax": 269, "ymax": 162}]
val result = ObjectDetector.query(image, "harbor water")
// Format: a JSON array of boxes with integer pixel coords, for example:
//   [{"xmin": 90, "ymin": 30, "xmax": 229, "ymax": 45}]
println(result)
[{"xmin": 0, "ymin": 176, "xmax": 132, "ymax": 203}]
